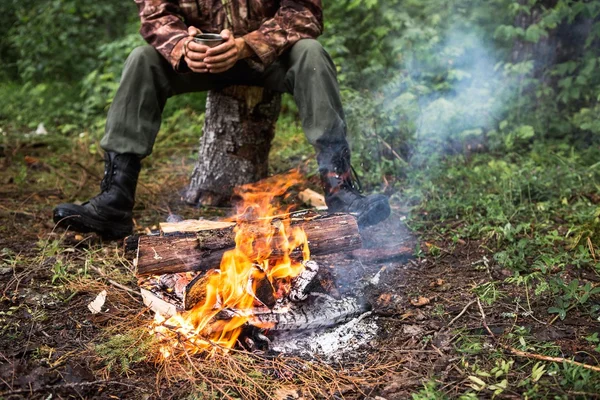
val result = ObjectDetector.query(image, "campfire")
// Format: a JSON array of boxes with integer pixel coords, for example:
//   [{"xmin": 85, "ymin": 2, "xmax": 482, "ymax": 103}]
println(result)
[{"xmin": 134, "ymin": 172, "xmax": 367, "ymax": 357}]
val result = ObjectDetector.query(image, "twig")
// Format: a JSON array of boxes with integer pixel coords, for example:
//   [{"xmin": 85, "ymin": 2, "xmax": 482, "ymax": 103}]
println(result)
[
  {"xmin": 0, "ymin": 380, "xmax": 143, "ymax": 396},
  {"xmin": 476, "ymin": 298, "xmax": 494, "ymax": 337},
  {"xmin": 180, "ymin": 339, "xmax": 236, "ymax": 400},
  {"xmin": 447, "ymin": 299, "xmax": 476, "ymax": 326},
  {"xmin": 89, "ymin": 265, "xmax": 141, "ymax": 298},
  {"xmin": 516, "ymin": 303, "xmax": 547, "ymax": 326},
  {"xmin": 567, "ymin": 392, "xmax": 600, "ymax": 399},
  {"xmin": 508, "ymin": 348, "xmax": 600, "ymax": 373},
  {"xmin": 476, "ymin": 298, "xmax": 600, "ymax": 373},
  {"xmin": 368, "ymin": 131, "xmax": 408, "ymax": 166}
]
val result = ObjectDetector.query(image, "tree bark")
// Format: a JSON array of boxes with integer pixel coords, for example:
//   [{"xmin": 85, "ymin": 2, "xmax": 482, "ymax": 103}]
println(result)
[
  {"xmin": 184, "ymin": 86, "xmax": 282, "ymax": 206},
  {"xmin": 134, "ymin": 213, "xmax": 362, "ymax": 276}
]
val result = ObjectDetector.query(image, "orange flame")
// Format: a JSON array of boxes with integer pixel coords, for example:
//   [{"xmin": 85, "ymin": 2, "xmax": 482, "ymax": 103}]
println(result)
[{"xmin": 153, "ymin": 171, "xmax": 309, "ymax": 354}]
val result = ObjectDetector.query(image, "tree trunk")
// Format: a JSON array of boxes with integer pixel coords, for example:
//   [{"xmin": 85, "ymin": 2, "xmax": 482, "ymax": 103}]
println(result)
[{"xmin": 184, "ymin": 86, "xmax": 282, "ymax": 206}]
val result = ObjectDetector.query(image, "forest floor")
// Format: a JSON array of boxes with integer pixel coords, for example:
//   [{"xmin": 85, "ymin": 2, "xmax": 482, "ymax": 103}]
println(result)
[{"xmin": 1, "ymin": 127, "xmax": 599, "ymax": 399}]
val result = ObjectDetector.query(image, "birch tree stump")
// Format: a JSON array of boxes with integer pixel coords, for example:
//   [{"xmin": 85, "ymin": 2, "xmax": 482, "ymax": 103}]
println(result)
[{"xmin": 184, "ymin": 86, "xmax": 282, "ymax": 206}]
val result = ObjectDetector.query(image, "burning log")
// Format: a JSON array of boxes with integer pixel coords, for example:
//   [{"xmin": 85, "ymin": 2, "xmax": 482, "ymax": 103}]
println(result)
[
  {"xmin": 215, "ymin": 294, "xmax": 368, "ymax": 331},
  {"xmin": 247, "ymin": 294, "xmax": 369, "ymax": 331},
  {"xmin": 135, "ymin": 213, "xmax": 361, "ymax": 276},
  {"xmin": 142, "ymin": 259, "xmax": 323, "ymax": 314},
  {"xmin": 288, "ymin": 260, "xmax": 319, "ymax": 302}
]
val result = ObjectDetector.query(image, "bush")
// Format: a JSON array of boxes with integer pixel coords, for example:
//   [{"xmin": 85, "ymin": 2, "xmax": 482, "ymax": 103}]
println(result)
[{"xmin": 3, "ymin": 0, "xmax": 136, "ymax": 82}]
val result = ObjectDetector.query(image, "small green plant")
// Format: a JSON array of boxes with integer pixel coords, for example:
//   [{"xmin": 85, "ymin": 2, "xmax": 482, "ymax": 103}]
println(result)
[
  {"xmin": 584, "ymin": 332, "xmax": 600, "ymax": 352},
  {"xmin": 464, "ymin": 359, "xmax": 513, "ymax": 397},
  {"xmin": 473, "ymin": 281, "xmax": 504, "ymax": 306},
  {"xmin": 95, "ymin": 329, "xmax": 155, "ymax": 376},
  {"xmin": 411, "ymin": 380, "xmax": 448, "ymax": 400},
  {"xmin": 51, "ymin": 259, "xmax": 69, "ymax": 284},
  {"xmin": 547, "ymin": 279, "xmax": 600, "ymax": 320}
]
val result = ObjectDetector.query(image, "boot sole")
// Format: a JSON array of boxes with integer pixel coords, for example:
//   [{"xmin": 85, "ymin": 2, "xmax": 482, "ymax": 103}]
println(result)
[
  {"xmin": 356, "ymin": 198, "xmax": 391, "ymax": 228},
  {"xmin": 53, "ymin": 205, "xmax": 133, "ymax": 240}
]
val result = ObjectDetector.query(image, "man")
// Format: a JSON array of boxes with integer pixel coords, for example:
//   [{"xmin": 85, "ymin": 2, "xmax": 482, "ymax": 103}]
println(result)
[{"xmin": 53, "ymin": 0, "xmax": 391, "ymax": 239}]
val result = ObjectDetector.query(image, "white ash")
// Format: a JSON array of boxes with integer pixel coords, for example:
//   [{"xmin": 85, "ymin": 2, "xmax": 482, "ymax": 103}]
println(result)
[
  {"xmin": 369, "ymin": 265, "xmax": 387, "ymax": 286},
  {"xmin": 268, "ymin": 311, "xmax": 378, "ymax": 358}
]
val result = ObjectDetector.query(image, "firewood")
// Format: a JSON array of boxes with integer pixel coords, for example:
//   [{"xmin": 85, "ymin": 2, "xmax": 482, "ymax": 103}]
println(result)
[
  {"xmin": 135, "ymin": 213, "xmax": 361, "ymax": 276},
  {"xmin": 160, "ymin": 219, "xmax": 235, "ymax": 234},
  {"xmin": 247, "ymin": 294, "xmax": 368, "ymax": 331},
  {"xmin": 288, "ymin": 260, "xmax": 319, "ymax": 302},
  {"xmin": 298, "ymin": 188, "xmax": 327, "ymax": 208},
  {"xmin": 214, "ymin": 294, "xmax": 368, "ymax": 330}
]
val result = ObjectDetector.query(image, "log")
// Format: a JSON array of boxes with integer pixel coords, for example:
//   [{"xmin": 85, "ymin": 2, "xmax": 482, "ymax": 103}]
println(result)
[
  {"xmin": 135, "ymin": 213, "xmax": 361, "ymax": 276},
  {"xmin": 247, "ymin": 294, "xmax": 369, "ymax": 331},
  {"xmin": 184, "ymin": 86, "xmax": 281, "ymax": 206}
]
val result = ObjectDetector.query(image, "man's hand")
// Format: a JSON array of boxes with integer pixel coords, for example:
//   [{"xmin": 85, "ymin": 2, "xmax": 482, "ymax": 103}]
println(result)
[
  {"xmin": 203, "ymin": 29, "xmax": 253, "ymax": 74},
  {"xmin": 184, "ymin": 26, "xmax": 210, "ymax": 73}
]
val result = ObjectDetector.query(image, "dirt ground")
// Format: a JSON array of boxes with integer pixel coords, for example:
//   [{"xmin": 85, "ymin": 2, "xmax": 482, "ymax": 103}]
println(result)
[{"xmin": 1, "ymin": 142, "xmax": 598, "ymax": 399}]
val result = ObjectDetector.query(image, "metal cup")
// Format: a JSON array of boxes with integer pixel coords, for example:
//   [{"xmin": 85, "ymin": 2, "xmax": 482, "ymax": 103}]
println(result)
[{"xmin": 193, "ymin": 33, "xmax": 225, "ymax": 48}]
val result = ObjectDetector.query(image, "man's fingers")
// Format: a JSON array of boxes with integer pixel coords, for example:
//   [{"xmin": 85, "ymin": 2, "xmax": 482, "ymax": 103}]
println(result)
[
  {"xmin": 187, "ymin": 41, "xmax": 209, "ymax": 54},
  {"xmin": 208, "ymin": 60, "xmax": 236, "ymax": 73},
  {"xmin": 206, "ymin": 59, "xmax": 235, "ymax": 70},
  {"xmin": 188, "ymin": 61, "xmax": 208, "ymax": 70},
  {"xmin": 185, "ymin": 56, "xmax": 208, "ymax": 71},
  {"xmin": 186, "ymin": 49, "xmax": 208, "ymax": 61},
  {"xmin": 188, "ymin": 26, "xmax": 201, "ymax": 36},
  {"xmin": 204, "ymin": 48, "xmax": 237, "ymax": 64},
  {"xmin": 220, "ymin": 29, "xmax": 231, "ymax": 40},
  {"xmin": 205, "ymin": 39, "xmax": 235, "ymax": 56}
]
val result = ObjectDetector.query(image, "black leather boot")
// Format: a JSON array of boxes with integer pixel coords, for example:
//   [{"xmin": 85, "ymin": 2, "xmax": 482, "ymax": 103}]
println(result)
[
  {"xmin": 318, "ymin": 145, "xmax": 391, "ymax": 227},
  {"xmin": 53, "ymin": 152, "xmax": 141, "ymax": 239}
]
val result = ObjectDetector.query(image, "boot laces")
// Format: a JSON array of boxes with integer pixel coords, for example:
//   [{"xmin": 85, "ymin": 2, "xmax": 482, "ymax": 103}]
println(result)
[
  {"xmin": 349, "ymin": 165, "xmax": 363, "ymax": 192},
  {"xmin": 95, "ymin": 157, "xmax": 116, "ymax": 200},
  {"xmin": 338, "ymin": 164, "xmax": 363, "ymax": 194}
]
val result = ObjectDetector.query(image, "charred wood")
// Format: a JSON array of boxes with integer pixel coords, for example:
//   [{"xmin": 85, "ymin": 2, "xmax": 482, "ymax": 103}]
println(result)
[
  {"xmin": 288, "ymin": 260, "xmax": 319, "ymax": 302},
  {"xmin": 248, "ymin": 294, "xmax": 369, "ymax": 331}
]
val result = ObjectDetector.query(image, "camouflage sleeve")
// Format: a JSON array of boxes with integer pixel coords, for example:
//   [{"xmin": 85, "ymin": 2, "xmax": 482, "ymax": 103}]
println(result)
[
  {"xmin": 243, "ymin": 0, "xmax": 323, "ymax": 66},
  {"xmin": 135, "ymin": 0, "xmax": 191, "ymax": 71}
]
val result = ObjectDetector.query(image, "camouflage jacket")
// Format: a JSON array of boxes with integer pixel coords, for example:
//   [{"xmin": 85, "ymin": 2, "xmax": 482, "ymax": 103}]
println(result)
[{"xmin": 134, "ymin": 0, "xmax": 323, "ymax": 71}]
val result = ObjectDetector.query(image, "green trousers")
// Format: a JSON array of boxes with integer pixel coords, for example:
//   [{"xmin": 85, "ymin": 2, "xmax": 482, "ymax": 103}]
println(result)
[{"xmin": 101, "ymin": 39, "xmax": 348, "ymax": 158}]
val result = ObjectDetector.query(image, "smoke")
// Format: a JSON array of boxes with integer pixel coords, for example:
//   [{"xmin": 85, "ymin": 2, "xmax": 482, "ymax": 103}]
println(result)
[
  {"xmin": 345, "ymin": 22, "xmax": 510, "ymax": 170},
  {"xmin": 389, "ymin": 26, "xmax": 508, "ymax": 167},
  {"xmin": 408, "ymin": 27, "xmax": 504, "ymax": 162}
]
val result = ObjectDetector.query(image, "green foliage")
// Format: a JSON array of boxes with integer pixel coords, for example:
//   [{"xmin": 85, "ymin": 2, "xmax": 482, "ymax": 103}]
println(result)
[
  {"xmin": 1, "ymin": 0, "xmax": 136, "ymax": 82},
  {"xmin": 319, "ymin": 0, "xmax": 600, "ymax": 191},
  {"xmin": 0, "ymin": 81, "xmax": 83, "ymax": 130}
]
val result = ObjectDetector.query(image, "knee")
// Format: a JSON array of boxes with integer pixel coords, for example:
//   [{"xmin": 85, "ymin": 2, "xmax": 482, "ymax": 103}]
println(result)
[
  {"xmin": 126, "ymin": 46, "xmax": 162, "ymax": 69},
  {"xmin": 292, "ymin": 39, "xmax": 327, "ymax": 59},
  {"xmin": 290, "ymin": 39, "xmax": 336, "ymax": 75}
]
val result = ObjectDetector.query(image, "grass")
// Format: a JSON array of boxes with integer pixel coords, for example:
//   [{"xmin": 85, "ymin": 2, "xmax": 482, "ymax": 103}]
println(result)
[
  {"xmin": 405, "ymin": 141, "xmax": 600, "ymax": 398},
  {"xmin": 1, "ymin": 91, "xmax": 600, "ymax": 397}
]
